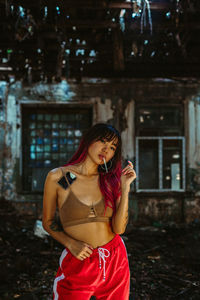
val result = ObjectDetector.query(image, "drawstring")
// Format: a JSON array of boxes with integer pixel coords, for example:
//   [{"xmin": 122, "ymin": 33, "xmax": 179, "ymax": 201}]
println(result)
[{"xmin": 98, "ymin": 248, "xmax": 110, "ymax": 280}]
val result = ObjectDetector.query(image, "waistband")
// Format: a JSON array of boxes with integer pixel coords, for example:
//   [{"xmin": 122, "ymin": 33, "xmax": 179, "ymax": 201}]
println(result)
[
  {"xmin": 65, "ymin": 234, "xmax": 123, "ymax": 281},
  {"xmin": 92, "ymin": 234, "xmax": 121, "ymax": 254},
  {"xmin": 91, "ymin": 234, "xmax": 121, "ymax": 281}
]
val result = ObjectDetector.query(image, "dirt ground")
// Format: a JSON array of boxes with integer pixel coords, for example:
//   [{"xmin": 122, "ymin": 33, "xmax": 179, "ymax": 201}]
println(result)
[{"xmin": 0, "ymin": 199, "xmax": 200, "ymax": 300}]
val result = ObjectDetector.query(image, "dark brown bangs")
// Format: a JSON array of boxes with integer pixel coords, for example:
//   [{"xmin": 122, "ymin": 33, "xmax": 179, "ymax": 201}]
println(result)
[
  {"xmin": 96, "ymin": 128, "xmax": 120, "ymax": 148},
  {"xmin": 85, "ymin": 123, "xmax": 121, "ymax": 157}
]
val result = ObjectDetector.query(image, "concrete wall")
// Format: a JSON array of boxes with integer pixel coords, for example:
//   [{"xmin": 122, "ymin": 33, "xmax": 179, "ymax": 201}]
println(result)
[{"xmin": 0, "ymin": 78, "xmax": 200, "ymax": 224}]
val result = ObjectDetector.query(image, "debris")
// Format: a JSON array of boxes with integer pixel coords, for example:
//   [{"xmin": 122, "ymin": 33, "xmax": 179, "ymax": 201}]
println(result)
[
  {"xmin": 147, "ymin": 254, "xmax": 160, "ymax": 260},
  {"xmin": 34, "ymin": 220, "xmax": 49, "ymax": 239},
  {"xmin": 1, "ymin": 198, "xmax": 200, "ymax": 299}
]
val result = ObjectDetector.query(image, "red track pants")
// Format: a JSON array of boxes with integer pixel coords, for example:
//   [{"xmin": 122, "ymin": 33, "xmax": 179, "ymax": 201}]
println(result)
[{"xmin": 53, "ymin": 234, "xmax": 130, "ymax": 300}]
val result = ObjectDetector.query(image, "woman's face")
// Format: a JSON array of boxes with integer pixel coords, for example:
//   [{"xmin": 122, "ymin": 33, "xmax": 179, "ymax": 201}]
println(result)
[{"xmin": 87, "ymin": 137, "xmax": 118, "ymax": 165}]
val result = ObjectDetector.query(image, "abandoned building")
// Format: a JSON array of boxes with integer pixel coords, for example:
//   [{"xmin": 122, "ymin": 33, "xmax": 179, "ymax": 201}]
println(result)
[{"xmin": 0, "ymin": 0, "xmax": 200, "ymax": 225}]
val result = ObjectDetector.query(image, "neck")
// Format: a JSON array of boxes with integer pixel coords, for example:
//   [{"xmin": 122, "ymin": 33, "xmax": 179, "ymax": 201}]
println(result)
[{"xmin": 76, "ymin": 156, "xmax": 98, "ymax": 176}]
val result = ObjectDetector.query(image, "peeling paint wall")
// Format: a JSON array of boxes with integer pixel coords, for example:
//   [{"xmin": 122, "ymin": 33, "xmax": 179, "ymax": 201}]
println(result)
[
  {"xmin": 96, "ymin": 98, "xmax": 114, "ymax": 122},
  {"xmin": 188, "ymin": 98, "xmax": 200, "ymax": 169},
  {"xmin": 121, "ymin": 101, "xmax": 135, "ymax": 160},
  {"xmin": 134, "ymin": 196, "xmax": 184, "ymax": 225},
  {"xmin": 1, "ymin": 78, "xmax": 200, "ymax": 224},
  {"xmin": 187, "ymin": 97, "xmax": 200, "ymax": 196},
  {"xmin": 0, "ymin": 81, "xmax": 7, "ymax": 197}
]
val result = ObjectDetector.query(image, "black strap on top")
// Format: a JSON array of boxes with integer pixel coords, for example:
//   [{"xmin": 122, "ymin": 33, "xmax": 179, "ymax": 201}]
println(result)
[{"xmin": 60, "ymin": 167, "xmax": 71, "ymax": 189}]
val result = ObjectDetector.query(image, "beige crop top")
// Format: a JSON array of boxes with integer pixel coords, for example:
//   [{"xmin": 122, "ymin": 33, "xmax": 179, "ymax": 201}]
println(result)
[{"xmin": 59, "ymin": 168, "xmax": 113, "ymax": 228}]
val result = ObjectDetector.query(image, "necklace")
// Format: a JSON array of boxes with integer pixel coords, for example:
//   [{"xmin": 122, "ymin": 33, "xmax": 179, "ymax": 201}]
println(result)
[{"xmin": 89, "ymin": 202, "xmax": 96, "ymax": 217}]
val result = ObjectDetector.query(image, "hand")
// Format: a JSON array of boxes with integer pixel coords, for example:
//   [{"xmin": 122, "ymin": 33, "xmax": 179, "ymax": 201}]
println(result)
[
  {"xmin": 121, "ymin": 160, "xmax": 137, "ymax": 191},
  {"xmin": 68, "ymin": 239, "xmax": 93, "ymax": 261}
]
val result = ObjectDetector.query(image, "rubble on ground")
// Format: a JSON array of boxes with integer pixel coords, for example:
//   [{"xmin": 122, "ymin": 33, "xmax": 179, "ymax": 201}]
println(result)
[{"xmin": 0, "ymin": 199, "xmax": 200, "ymax": 300}]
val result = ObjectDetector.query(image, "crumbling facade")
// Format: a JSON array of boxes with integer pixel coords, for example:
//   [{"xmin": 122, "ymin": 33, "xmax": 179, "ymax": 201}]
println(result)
[{"xmin": 0, "ymin": 78, "xmax": 199, "ymax": 223}]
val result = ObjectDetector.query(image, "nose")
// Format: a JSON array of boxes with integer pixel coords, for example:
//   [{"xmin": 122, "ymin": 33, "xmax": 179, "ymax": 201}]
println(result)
[{"xmin": 102, "ymin": 144, "xmax": 108, "ymax": 153}]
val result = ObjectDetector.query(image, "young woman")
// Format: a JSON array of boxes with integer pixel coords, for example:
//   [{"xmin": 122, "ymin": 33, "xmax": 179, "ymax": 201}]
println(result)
[{"xmin": 42, "ymin": 123, "xmax": 136, "ymax": 300}]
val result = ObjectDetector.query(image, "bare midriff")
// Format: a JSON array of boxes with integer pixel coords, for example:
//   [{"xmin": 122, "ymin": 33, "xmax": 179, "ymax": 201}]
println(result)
[{"xmin": 64, "ymin": 222, "xmax": 116, "ymax": 249}]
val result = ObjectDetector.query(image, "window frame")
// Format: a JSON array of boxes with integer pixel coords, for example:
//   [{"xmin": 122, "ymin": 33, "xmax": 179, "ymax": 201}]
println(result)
[
  {"xmin": 135, "ymin": 136, "xmax": 186, "ymax": 193},
  {"xmin": 20, "ymin": 103, "xmax": 93, "ymax": 194}
]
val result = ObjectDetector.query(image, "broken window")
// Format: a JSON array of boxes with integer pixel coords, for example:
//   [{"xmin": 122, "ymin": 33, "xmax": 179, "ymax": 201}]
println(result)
[
  {"xmin": 22, "ymin": 106, "xmax": 92, "ymax": 192},
  {"xmin": 135, "ymin": 105, "xmax": 185, "ymax": 192}
]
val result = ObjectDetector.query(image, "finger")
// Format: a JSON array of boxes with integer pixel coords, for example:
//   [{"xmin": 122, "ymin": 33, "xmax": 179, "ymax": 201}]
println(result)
[
  {"xmin": 85, "ymin": 244, "xmax": 94, "ymax": 250},
  {"xmin": 81, "ymin": 249, "xmax": 92, "ymax": 258},
  {"xmin": 124, "ymin": 171, "xmax": 136, "ymax": 177},
  {"xmin": 127, "ymin": 172, "xmax": 137, "ymax": 179},
  {"xmin": 124, "ymin": 172, "xmax": 134, "ymax": 177},
  {"xmin": 122, "ymin": 166, "xmax": 129, "ymax": 171},
  {"xmin": 124, "ymin": 169, "xmax": 134, "ymax": 174},
  {"xmin": 122, "ymin": 166, "xmax": 131, "ymax": 173},
  {"xmin": 122, "ymin": 166, "xmax": 134, "ymax": 175},
  {"xmin": 81, "ymin": 250, "xmax": 92, "ymax": 259},
  {"xmin": 79, "ymin": 253, "xmax": 87, "ymax": 260},
  {"xmin": 83, "ymin": 252, "xmax": 91, "ymax": 258},
  {"xmin": 127, "ymin": 172, "xmax": 136, "ymax": 178},
  {"xmin": 127, "ymin": 170, "xmax": 136, "ymax": 176},
  {"xmin": 84, "ymin": 245, "xmax": 93, "ymax": 255},
  {"xmin": 85, "ymin": 249, "xmax": 93, "ymax": 256},
  {"xmin": 79, "ymin": 248, "xmax": 93, "ymax": 257},
  {"xmin": 128, "ymin": 160, "xmax": 133, "ymax": 167},
  {"xmin": 123, "ymin": 164, "xmax": 134, "ymax": 171}
]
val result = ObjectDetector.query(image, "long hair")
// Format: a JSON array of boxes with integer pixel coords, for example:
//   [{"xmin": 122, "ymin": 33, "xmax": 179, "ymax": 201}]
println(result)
[{"xmin": 64, "ymin": 123, "xmax": 122, "ymax": 213}]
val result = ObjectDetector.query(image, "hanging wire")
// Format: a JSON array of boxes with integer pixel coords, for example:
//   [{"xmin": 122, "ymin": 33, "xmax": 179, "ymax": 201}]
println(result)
[
  {"xmin": 127, "ymin": 0, "xmax": 153, "ymax": 34},
  {"xmin": 140, "ymin": 0, "xmax": 153, "ymax": 35}
]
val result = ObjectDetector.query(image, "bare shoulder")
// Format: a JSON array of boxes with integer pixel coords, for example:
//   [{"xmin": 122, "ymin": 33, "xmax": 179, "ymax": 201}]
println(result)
[
  {"xmin": 62, "ymin": 164, "xmax": 80, "ymax": 174},
  {"xmin": 47, "ymin": 167, "xmax": 63, "ymax": 182},
  {"xmin": 47, "ymin": 165, "xmax": 77, "ymax": 181},
  {"xmin": 46, "ymin": 165, "xmax": 79, "ymax": 183}
]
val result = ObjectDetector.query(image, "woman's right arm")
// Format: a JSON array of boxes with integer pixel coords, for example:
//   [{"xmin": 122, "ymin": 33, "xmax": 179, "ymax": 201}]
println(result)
[
  {"xmin": 42, "ymin": 170, "xmax": 75, "ymax": 248},
  {"xmin": 42, "ymin": 169, "xmax": 93, "ymax": 260}
]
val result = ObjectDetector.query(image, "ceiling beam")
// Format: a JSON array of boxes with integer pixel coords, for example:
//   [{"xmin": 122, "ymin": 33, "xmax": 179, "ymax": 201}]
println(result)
[
  {"xmin": 0, "ymin": 1, "xmax": 174, "ymax": 10},
  {"xmin": 109, "ymin": 2, "xmax": 174, "ymax": 10},
  {"xmin": 57, "ymin": 20, "xmax": 118, "ymax": 29}
]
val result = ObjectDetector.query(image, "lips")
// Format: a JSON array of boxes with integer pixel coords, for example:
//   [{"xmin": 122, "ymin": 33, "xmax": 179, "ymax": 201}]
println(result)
[{"xmin": 98, "ymin": 154, "xmax": 105, "ymax": 161}]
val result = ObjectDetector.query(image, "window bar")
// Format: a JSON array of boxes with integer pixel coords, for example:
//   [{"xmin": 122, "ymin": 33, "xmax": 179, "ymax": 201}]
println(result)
[
  {"xmin": 182, "ymin": 138, "xmax": 186, "ymax": 190},
  {"xmin": 159, "ymin": 138, "xmax": 163, "ymax": 189},
  {"xmin": 135, "ymin": 136, "xmax": 185, "ymax": 192},
  {"xmin": 135, "ymin": 138, "xmax": 139, "ymax": 191}
]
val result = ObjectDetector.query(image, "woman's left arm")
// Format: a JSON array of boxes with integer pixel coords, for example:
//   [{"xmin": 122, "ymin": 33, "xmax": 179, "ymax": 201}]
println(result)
[{"xmin": 112, "ymin": 161, "xmax": 136, "ymax": 235}]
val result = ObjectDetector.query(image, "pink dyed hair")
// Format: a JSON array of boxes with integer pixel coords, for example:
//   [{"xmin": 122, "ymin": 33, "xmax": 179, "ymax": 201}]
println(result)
[{"xmin": 64, "ymin": 123, "xmax": 122, "ymax": 213}]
